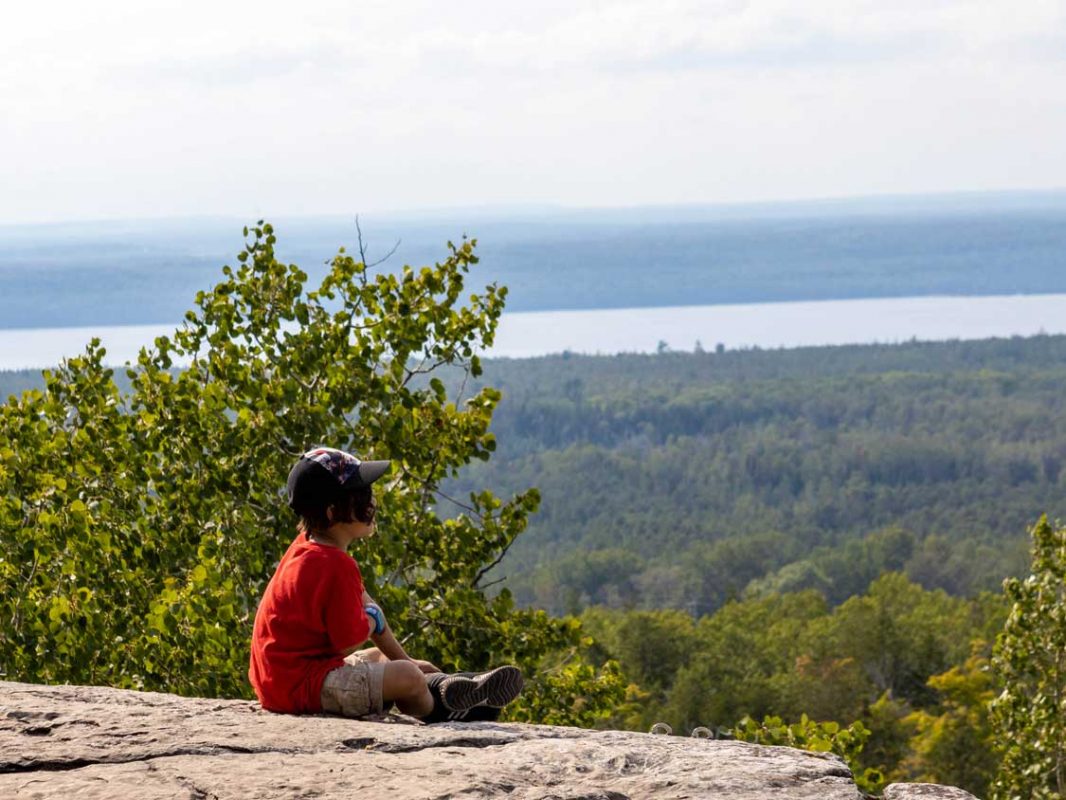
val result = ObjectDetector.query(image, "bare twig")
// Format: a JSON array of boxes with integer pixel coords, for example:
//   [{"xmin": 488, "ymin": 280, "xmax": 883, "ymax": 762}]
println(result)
[
  {"xmin": 355, "ymin": 216, "xmax": 370, "ymax": 288},
  {"xmin": 474, "ymin": 536, "xmax": 517, "ymax": 587},
  {"xmin": 402, "ymin": 355, "xmax": 430, "ymax": 388},
  {"xmin": 457, "ymin": 365, "xmax": 471, "ymax": 406},
  {"xmin": 347, "ymin": 317, "xmax": 390, "ymax": 332},
  {"xmin": 384, "ymin": 560, "xmax": 409, "ymax": 587},
  {"xmin": 399, "ymin": 467, "xmax": 479, "ymax": 514},
  {"xmin": 355, "ymin": 215, "xmax": 401, "ymax": 273},
  {"xmin": 367, "ymin": 239, "xmax": 402, "ymax": 269},
  {"xmin": 402, "ymin": 358, "xmax": 453, "ymax": 388},
  {"xmin": 431, "ymin": 487, "xmax": 478, "ymax": 514}
]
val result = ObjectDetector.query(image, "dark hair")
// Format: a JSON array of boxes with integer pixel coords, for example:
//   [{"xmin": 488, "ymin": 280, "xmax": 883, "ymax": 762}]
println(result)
[{"xmin": 298, "ymin": 485, "xmax": 375, "ymax": 534}]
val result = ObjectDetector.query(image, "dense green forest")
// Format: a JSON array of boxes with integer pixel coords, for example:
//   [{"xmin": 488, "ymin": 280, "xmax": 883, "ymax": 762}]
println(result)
[
  {"xmin": 434, "ymin": 335, "xmax": 1066, "ymax": 615},
  {"xmin": 579, "ymin": 572, "xmax": 1007, "ymax": 795},
  {"xmin": 5, "ymin": 333, "xmax": 1065, "ymax": 616}
]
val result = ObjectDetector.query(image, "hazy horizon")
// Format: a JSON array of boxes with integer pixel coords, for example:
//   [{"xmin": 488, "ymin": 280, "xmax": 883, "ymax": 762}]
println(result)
[{"xmin": 5, "ymin": 187, "xmax": 1066, "ymax": 231}]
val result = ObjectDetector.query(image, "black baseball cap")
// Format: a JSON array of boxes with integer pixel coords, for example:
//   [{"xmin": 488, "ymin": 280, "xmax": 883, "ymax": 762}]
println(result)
[{"xmin": 286, "ymin": 447, "xmax": 390, "ymax": 515}]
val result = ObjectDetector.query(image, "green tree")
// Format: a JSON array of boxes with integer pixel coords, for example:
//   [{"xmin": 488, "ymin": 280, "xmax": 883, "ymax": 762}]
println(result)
[
  {"xmin": 0, "ymin": 223, "xmax": 622, "ymax": 724},
  {"xmin": 660, "ymin": 591, "xmax": 828, "ymax": 731},
  {"xmin": 802, "ymin": 574, "xmax": 973, "ymax": 712},
  {"xmin": 860, "ymin": 692, "xmax": 915, "ymax": 787},
  {"xmin": 901, "ymin": 649, "xmax": 998, "ymax": 797},
  {"xmin": 991, "ymin": 516, "xmax": 1066, "ymax": 799},
  {"xmin": 579, "ymin": 607, "xmax": 699, "ymax": 730}
]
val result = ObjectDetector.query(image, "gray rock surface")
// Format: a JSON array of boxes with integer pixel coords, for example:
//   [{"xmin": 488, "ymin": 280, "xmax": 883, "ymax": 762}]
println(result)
[
  {"xmin": 0, "ymin": 680, "xmax": 972, "ymax": 799},
  {"xmin": 883, "ymin": 784, "xmax": 979, "ymax": 799},
  {"xmin": 1, "ymin": 680, "xmax": 861, "ymax": 799}
]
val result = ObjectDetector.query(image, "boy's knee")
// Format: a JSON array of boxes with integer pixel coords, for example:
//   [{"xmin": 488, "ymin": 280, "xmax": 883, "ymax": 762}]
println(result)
[{"xmin": 388, "ymin": 660, "xmax": 427, "ymax": 697}]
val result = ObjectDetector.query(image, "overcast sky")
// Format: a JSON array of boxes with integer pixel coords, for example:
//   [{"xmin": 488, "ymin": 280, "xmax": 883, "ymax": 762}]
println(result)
[{"xmin": 3, "ymin": 0, "xmax": 1065, "ymax": 224}]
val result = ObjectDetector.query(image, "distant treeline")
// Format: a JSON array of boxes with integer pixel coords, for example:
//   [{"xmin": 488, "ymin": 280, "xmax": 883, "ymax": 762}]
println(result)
[
  {"xmin": 444, "ymin": 334, "xmax": 1066, "ymax": 614},
  {"xmin": 0, "ymin": 369, "xmax": 50, "ymax": 399}
]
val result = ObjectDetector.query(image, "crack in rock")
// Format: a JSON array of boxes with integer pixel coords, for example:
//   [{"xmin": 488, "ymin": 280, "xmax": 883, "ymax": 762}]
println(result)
[
  {"xmin": 351, "ymin": 735, "xmax": 521, "ymax": 754},
  {"xmin": 6, "ymin": 710, "xmax": 102, "ymax": 739},
  {"xmin": 339, "ymin": 737, "xmax": 379, "ymax": 750},
  {"xmin": 0, "ymin": 743, "xmax": 279, "ymax": 775},
  {"xmin": 6, "ymin": 710, "xmax": 61, "ymax": 722}
]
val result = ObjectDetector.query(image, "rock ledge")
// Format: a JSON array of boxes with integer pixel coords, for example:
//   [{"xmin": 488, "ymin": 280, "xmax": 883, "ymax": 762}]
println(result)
[{"xmin": 0, "ymin": 681, "xmax": 973, "ymax": 799}]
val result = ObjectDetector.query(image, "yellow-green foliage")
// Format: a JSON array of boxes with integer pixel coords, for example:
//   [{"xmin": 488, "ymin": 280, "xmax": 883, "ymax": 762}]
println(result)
[
  {"xmin": 902, "ymin": 650, "xmax": 997, "ymax": 797},
  {"xmin": 733, "ymin": 714, "xmax": 883, "ymax": 794}
]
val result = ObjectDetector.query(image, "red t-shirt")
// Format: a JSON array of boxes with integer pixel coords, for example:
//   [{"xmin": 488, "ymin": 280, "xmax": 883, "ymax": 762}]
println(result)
[{"xmin": 249, "ymin": 532, "xmax": 371, "ymax": 713}]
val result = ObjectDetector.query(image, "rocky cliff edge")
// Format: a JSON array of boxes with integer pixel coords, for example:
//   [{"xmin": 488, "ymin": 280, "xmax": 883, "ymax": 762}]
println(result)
[{"xmin": 0, "ymin": 680, "xmax": 976, "ymax": 799}]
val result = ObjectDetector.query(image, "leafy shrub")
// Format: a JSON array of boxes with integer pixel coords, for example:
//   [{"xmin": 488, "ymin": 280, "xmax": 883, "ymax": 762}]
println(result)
[{"xmin": 734, "ymin": 714, "xmax": 883, "ymax": 794}]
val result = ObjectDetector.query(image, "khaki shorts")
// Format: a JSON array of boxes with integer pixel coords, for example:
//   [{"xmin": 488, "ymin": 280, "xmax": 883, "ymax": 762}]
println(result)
[{"xmin": 320, "ymin": 650, "xmax": 386, "ymax": 718}]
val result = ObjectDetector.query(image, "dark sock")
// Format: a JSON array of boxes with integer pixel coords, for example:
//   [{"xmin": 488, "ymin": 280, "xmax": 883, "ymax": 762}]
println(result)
[{"xmin": 419, "ymin": 673, "xmax": 452, "ymax": 724}]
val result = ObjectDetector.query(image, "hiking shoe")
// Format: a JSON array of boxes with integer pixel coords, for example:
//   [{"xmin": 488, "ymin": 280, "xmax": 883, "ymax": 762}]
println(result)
[{"xmin": 438, "ymin": 666, "xmax": 524, "ymax": 712}]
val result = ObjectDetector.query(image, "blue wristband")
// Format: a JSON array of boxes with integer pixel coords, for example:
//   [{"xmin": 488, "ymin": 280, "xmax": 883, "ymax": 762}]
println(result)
[{"xmin": 365, "ymin": 603, "xmax": 386, "ymax": 635}]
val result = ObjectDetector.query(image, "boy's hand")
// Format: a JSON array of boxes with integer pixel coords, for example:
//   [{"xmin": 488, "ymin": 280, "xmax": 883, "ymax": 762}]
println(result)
[{"xmin": 411, "ymin": 659, "xmax": 442, "ymax": 674}]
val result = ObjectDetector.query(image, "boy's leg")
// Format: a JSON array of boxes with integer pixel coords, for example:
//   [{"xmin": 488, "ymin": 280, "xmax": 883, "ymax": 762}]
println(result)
[
  {"xmin": 325, "ymin": 656, "xmax": 522, "ymax": 723},
  {"xmin": 354, "ymin": 647, "xmax": 388, "ymax": 664},
  {"xmin": 382, "ymin": 660, "xmax": 434, "ymax": 717}
]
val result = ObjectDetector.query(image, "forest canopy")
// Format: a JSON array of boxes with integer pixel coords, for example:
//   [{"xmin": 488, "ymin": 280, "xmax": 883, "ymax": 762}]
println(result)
[
  {"xmin": 6, "ymin": 332, "xmax": 1065, "ymax": 616},
  {"xmin": 441, "ymin": 336, "xmax": 1066, "ymax": 614}
]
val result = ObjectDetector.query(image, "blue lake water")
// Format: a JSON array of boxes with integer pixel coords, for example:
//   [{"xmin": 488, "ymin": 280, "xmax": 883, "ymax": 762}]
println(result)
[{"xmin": 3, "ymin": 293, "xmax": 1066, "ymax": 370}]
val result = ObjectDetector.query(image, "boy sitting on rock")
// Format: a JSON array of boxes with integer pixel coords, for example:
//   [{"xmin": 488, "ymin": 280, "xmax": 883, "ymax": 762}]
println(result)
[{"xmin": 249, "ymin": 447, "xmax": 523, "ymax": 723}]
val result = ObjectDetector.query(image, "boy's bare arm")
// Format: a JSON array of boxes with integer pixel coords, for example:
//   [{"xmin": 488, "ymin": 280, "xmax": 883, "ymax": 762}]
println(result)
[{"xmin": 362, "ymin": 590, "xmax": 440, "ymax": 673}]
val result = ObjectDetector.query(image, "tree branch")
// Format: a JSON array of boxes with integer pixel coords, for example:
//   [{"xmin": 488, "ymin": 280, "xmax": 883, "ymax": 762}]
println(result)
[
  {"xmin": 474, "ymin": 535, "xmax": 517, "ymax": 588},
  {"xmin": 432, "ymin": 487, "xmax": 478, "ymax": 514},
  {"xmin": 355, "ymin": 215, "xmax": 401, "ymax": 273}
]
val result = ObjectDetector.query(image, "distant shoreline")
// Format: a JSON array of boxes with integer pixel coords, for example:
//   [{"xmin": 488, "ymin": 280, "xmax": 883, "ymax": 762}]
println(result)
[{"xmin": 4, "ymin": 292, "xmax": 1066, "ymax": 370}]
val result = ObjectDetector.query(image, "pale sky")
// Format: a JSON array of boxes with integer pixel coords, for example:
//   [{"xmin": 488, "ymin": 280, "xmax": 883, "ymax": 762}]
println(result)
[{"xmin": 3, "ymin": 0, "xmax": 1065, "ymax": 224}]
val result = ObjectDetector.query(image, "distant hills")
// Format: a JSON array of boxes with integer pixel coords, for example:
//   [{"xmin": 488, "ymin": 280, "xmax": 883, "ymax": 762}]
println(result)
[{"xmin": 3, "ymin": 190, "xmax": 1066, "ymax": 330}]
